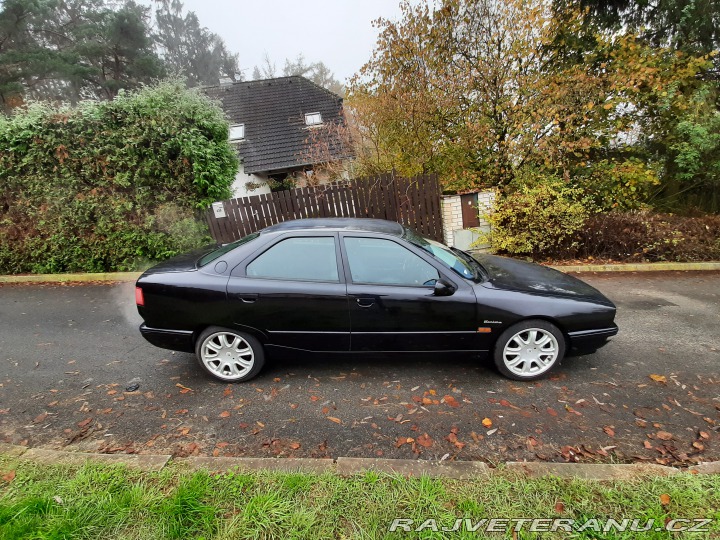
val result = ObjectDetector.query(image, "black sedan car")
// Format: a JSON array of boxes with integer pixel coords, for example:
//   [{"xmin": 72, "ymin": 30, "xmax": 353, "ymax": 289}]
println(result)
[{"xmin": 136, "ymin": 218, "xmax": 617, "ymax": 382}]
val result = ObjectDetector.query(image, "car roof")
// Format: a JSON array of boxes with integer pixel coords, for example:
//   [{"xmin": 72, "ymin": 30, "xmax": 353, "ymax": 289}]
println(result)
[{"xmin": 261, "ymin": 218, "xmax": 405, "ymax": 236}]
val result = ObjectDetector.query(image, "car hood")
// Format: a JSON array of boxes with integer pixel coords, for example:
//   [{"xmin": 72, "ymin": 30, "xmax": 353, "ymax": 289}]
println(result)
[
  {"xmin": 139, "ymin": 244, "xmax": 218, "ymax": 276},
  {"xmin": 472, "ymin": 253, "xmax": 614, "ymax": 305}
]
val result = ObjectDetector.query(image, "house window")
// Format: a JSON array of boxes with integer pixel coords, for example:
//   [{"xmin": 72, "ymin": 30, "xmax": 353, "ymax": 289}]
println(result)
[
  {"xmin": 304, "ymin": 112, "xmax": 323, "ymax": 126},
  {"xmin": 229, "ymin": 124, "xmax": 245, "ymax": 140}
]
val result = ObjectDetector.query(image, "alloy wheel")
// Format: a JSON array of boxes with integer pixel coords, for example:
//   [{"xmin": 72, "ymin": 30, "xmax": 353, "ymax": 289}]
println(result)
[
  {"xmin": 200, "ymin": 331, "xmax": 255, "ymax": 381},
  {"xmin": 502, "ymin": 328, "xmax": 559, "ymax": 377}
]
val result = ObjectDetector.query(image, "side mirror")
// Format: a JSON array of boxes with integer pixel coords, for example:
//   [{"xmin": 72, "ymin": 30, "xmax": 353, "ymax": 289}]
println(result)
[{"xmin": 433, "ymin": 278, "xmax": 456, "ymax": 297}]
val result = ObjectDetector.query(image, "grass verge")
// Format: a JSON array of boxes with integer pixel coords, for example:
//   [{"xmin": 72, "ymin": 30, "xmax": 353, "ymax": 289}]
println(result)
[{"xmin": 0, "ymin": 455, "xmax": 718, "ymax": 539}]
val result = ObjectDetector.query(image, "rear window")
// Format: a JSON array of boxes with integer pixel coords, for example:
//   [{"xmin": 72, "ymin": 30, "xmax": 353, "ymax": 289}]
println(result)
[{"xmin": 198, "ymin": 233, "xmax": 260, "ymax": 266}]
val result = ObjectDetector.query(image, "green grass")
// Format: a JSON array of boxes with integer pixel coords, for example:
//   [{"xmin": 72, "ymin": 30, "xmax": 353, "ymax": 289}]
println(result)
[{"xmin": 0, "ymin": 455, "xmax": 718, "ymax": 539}]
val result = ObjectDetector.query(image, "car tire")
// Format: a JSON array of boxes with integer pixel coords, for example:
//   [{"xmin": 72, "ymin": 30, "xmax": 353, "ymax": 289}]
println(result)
[
  {"xmin": 195, "ymin": 327, "xmax": 265, "ymax": 383},
  {"xmin": 493, "ymin": 319, "xmax": 565, "ymax": 381}
]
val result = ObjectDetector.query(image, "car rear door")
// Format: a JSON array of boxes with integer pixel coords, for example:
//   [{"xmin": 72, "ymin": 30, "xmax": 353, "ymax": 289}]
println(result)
[
  {"xmin": 226, "ymin": 232, "xmax": 350, "ymax": 351},
  {"xmin": 339, "ymin": 233, "xmax": 481, "ymax": 352}
]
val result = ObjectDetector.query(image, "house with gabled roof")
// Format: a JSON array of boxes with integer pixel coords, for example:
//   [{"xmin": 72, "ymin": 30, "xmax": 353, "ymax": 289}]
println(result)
[{"xmin": 205, "ymin": 75, "xmax": 351, "ymax": 198}]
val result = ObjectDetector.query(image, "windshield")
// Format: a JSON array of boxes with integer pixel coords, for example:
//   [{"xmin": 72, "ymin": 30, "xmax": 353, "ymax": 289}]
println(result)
[
  {"xmin": 403, "ymin": 228, "xmax": 484, "ymax": 281},
  {"xmin": 198, "ymin": 233, "xmax": 260, "ymax": 267}
]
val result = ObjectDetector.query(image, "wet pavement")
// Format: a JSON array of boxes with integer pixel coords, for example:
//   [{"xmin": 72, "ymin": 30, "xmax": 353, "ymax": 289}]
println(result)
[{"xmin": 1, "ymin": 271, "xmax": 718, "ymax": 464}]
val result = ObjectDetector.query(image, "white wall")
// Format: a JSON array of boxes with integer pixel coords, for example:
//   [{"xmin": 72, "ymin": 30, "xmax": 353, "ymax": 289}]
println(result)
[{"xmin": 230, "ymin": 161, "xmax": 271, "ymax": 198}]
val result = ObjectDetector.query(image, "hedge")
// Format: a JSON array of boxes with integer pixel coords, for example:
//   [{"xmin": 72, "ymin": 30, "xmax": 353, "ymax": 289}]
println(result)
[{"xmin": 0, "ymin": 80, "xmax": 237, "ymax": 274}]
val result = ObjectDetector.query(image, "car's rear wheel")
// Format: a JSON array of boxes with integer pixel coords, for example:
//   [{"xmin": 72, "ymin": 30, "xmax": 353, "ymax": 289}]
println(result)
[
  {"xmin": 493, "ymin": 320, "xmax": 565, "ymax": 381},
  {"xmin": 195, "ymin": 327, "xmax": 264, "ymax": 382}
]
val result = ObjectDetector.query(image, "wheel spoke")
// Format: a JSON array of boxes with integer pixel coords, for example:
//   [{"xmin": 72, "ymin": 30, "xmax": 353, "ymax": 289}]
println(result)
[{"xmin": 237, "ymin": 358, "xmax": 253, "ymax": 369}]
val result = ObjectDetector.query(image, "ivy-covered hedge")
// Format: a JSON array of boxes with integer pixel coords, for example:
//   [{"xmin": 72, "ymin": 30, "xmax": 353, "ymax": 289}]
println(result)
[{"xmin": 0, "ymin": 81, "xmax": 237, "ymax": 274}]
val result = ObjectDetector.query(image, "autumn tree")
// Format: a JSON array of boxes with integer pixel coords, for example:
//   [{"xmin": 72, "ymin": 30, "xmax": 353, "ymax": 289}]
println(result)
[
  {"xmin": 349, "ymin": 0, "xmax": 712, "ymax": 207},
  {"xmin": 552, "ymin": 0, "xmax": 720, "ymax": 210}
]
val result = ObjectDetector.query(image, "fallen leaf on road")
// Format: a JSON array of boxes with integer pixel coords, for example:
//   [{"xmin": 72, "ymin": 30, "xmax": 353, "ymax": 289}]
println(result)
[
  {"xmin": 77, "ymin": 417, "xmax": 92, "ymax": 428},
  {"xmin": 487, "ymin": 428, "xmax": 498, "ymax": 435},
  {"xmin": 649, "ymin": 374, "xmax": 667, "ymax": 384},
  {"xmin": 644, "ymin": 441, "xmax": 653, "ymax": 449},
  {"xmin": 482, "ymin": 418, "xmax": 493, "ymax": 428},
  {"xmin": 179, "ymin": 427, "xmax": 190, "ymax": 435},
  {"xmin": 219, "ymin": 411, "xmax": 230, "ymax": 418},
  {"xmin": 657, "ymin": 431, "xmax": 673, "ymax": 441},
  {"xmin": 443, "ymin": 395, "xmax": 460, "ymax": 408},
  {"xmin": 395, "ymin": 437, "xmax": 414, "ymax": 447},
  {"xmin": 223, "ymin": 387, "xmax": 232, "ymax": 397},
  {"xmin": 692, "ymin": 442, "xmax": 704, "ymax": 451},
  {"xmin": 175, "ymin": 383, "xmax": 193, "ymax": 393},
  {"xmin": 33, "ymin": 412, "xmax": 48, "ymax": 423},
  {"xmin": 416, "ymin": 433, "xmax": 433, "ymax": 448},
  {"xmin": 660, "ymin": 493, "xmax": 671, "ymax": 506},
  {"xmin": 699, "ymin": 431, "xmax": 709, "ymax": 439},
  {"xmin": 310, "ymin": 395, "xmax": 319, "ymax": 402},
  {"xmin": 327, "ymin": 417, "xmax": 341, "ymax": 424},
  {"xmin": 289, "ymin": 442, "xmax": 301, "ymax": 450},
  {"xmin": 603, "ymin": 426, "xmax": 615, "ymax": 437},
  {"xmin": 546, "ymin": 407, "xmax": 558, "ymax": 417}
]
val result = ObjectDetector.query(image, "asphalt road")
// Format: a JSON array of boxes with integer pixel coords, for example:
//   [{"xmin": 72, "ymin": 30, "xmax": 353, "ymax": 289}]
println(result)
[{"xmin": 1, "ymin": 272, "xmax": 718, "ymax": 464}]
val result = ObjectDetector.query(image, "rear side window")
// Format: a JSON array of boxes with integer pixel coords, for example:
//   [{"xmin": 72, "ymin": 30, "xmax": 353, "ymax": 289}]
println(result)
[
  {"xmin": 199, "ymin": 233, "xmax": 259, "ymax": 266},
  {"xmin": 246, "ymin": 237, "xmax": 339, "ymax": 282},
  {"xmin": 344, "ymin": 237, "xmax": 439, "ymax": 286}
]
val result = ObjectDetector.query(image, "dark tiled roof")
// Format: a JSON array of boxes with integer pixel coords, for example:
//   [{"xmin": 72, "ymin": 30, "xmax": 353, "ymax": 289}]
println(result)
[{"xmin": 205, "ymin": 76, "xmax": 349, "ymax": 174}]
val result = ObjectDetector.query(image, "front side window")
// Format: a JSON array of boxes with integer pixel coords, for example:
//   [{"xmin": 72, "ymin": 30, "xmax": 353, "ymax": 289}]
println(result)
[
  {"xmin": 344, "ymin": 237, "xmax": 439, "ymax": 286},
  {"xmin": 246, "ymin": 237, "xmax": 339, "ymax": 282}
]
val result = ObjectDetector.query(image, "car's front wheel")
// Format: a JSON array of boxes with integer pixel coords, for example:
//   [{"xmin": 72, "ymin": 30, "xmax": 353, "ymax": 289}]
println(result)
[
  {"xmin": 493, "ymin": 320, "xmax": 565, "ymax": 381},
  {"xmin": 195, "ymin": 327, "xmax": 265, "ymax": 382}
]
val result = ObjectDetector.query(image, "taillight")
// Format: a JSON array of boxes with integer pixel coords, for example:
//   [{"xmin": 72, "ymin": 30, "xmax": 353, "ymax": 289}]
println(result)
[{"xmin": 135, "ymin": 286, "xmax": 144, "ymax": 306}]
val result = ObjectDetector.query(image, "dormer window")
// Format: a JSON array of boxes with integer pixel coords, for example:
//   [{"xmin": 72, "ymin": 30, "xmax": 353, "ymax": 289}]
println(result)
[
  {"xmin": 229, "ymin": 123, "xmax": 245, "ymax": 140},
  {"xmin": 304, "ymin": 112, "xmax": 323, "ymax": 126}
]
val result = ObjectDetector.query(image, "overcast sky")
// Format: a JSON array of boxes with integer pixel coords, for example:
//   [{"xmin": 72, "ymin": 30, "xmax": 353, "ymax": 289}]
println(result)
[{"xmin": 174, "ymin": 0, "xmax": 410, "ymax": 84}]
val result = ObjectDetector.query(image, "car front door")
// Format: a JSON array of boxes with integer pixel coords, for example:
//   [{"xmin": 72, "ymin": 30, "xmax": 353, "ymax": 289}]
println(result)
[
  {"xmin": 340, "ymin": 234, "xmax": 481, "ymax": 352},
  {"xmin": 226, "ymin": 233, "xmax": 350, "ymax": 352}
]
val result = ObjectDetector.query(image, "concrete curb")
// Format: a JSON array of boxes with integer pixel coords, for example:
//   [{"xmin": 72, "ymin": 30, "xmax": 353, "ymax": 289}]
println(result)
[
  {"xmin": 20, "ymin": 448, "xmax": 170, "ymax": 472},
  {"xmin": 5, "ymin": 447, "xmax": 717, "ymax": 479},
  {"xmin": 1, "ymin": 261, "xmax": 719, "ymax": 284},
  {"xmin": 336, "ymin": 457, "xmax": 490, "ymax": 479},
  {"xmin": 0, "ymin": 272, "xmax": 141, "ymax": 284},
  {"xmin": 548, "ymin": 261, "xmax": 720, "ymax": 273},
  {"xmin": 178, "ymin": 456, "xmax": 335, "ymax": 474},
  {"xmin": 504, "ymin": 462, "xmax": 679, "ymax": 480}
]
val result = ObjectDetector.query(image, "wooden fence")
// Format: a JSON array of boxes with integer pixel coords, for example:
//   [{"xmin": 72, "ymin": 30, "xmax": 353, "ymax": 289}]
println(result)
[{"xmin": 206, "ymin": 173, "xmax": 443, "ymax": 243}]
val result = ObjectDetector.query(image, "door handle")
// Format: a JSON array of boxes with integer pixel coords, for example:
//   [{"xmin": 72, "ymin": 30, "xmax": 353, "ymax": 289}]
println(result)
[
  {"xmin": 356, "ymin": 298, "xmax": 375, "ymax": 308},
  {"xmin": 237, "ymin": 294, "xmax": 258, "ymax": 303}
]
